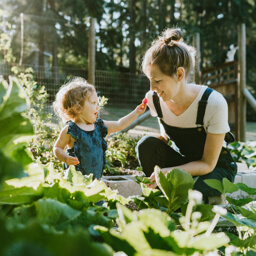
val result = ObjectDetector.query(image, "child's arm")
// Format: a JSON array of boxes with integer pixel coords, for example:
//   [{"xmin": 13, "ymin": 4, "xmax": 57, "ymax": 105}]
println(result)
[
  {"xmin": 104, "ymin": 101, "xmax": 147, "ymax": 135},
  {"xmin": 53, "ymin": 125, "xmax": 80, "ymax": 166}
]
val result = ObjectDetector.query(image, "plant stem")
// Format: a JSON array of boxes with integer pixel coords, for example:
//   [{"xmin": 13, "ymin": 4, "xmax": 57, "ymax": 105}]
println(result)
[{"xmin": 205, "ymin": 213, "xmax": 220, "ymax": 236}]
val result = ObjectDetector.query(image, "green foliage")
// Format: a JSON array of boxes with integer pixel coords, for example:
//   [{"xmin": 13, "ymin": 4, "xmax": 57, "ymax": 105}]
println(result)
[
  {"xmin": 95, "ymin": 201, "xmax": 230, "ymax": 256},
  {"xmin": 0, "ymin": 9, "xmax": 15, "ymax": 63},
  {"xmin": 3, "ymin": 66, "xmax": 256, "ymax": 255},
  {"xmin": 155, "ymin": 166, "xmax": 195, "ymax": 213},
  {"xmin": 206, "ymin": 178, "xmax": 256, "ymax": 254},
  {"xmin": 11, "ymin": 66, "xmax": 62, "ymax": 170},
  {"xmin": 105, "ymin": 133, "xmax": 142, "ymax": 175},
  {"xmin": 228, "ymin": 141, "xmax": 256, "ymax": 168},
  {"xmin": 0, "ymin": 220, "xmax": 114, "ymax": 256},
  {"xmin": 0, "ymin": 74, "xmax": 127, "ymax": 255},
  {"xmin": 0, "ymin": 77, "xmax": 34, "ymax": 186},
  {"xmin": 133, "ymin": 167, "xmax": 195, "ymax": 214}
]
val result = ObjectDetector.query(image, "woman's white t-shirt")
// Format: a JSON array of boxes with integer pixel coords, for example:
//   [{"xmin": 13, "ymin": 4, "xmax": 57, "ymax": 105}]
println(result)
[{"xmin": 145, "ymin": 85, "xmax": 230, "ymax": 137}]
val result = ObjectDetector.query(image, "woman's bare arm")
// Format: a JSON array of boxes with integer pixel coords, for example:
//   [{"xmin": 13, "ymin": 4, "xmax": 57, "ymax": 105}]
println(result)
[{"xmin": 148, "ymin": 132, "xmax": 225, "ymax": 188}]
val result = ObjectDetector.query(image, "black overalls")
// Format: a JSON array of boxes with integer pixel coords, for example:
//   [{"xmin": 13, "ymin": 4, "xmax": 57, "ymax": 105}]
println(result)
[{"xmin": 136, "ymin": 88, "xmax": 237, "ymax": 202}]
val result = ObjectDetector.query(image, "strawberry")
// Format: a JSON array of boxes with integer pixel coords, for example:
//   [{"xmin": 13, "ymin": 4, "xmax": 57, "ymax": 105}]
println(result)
[
  {"xmin": 142, "ymin": 98, "xmax": 148, "ymax": 104},
  {"xmin": 140, "ymin": 98, "xmax": 148, "ymax": 109}
]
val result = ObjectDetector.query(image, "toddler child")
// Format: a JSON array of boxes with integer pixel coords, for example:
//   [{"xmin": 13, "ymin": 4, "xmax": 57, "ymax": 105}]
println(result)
[{"xmin": 53, "ymin": 77, "xmax": 147, "ymax": 179}]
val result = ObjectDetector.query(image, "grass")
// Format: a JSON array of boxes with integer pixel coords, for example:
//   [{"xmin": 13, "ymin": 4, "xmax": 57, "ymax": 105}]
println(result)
[{"xmin": 246, "ymin": 122, "xmax": 256, "ymax": 141}]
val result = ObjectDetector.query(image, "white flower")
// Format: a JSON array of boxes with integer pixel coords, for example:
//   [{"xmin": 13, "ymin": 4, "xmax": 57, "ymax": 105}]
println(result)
[
  {"xmin": 114, "ymin": 252, "xmax": 128, "ymax": 256},
  {"xmin": 225, "ymin": 245, "xmax": 237, "ymax": 256},
  {"xmin": 188, "ymin": 190, "xmax": 203, "ymax": 204},
  {"xmin": 212, "ymin": 205, "xmax": 227, "ymax": 216},
  {"xmin": 191, "ymin": 211, "xmax": 202, "ymax": 221},
  {"xmin": 205, "ymin": 251, "xmax": 219, "ymax": 256}
]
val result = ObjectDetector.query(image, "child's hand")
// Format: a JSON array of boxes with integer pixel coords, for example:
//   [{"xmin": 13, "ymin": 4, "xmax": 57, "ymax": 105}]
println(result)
[
  {"xmin": 65, "ymin": 156, "xmax": 80, "ymax": 166},
  {"xmin": 140, "ymin": 98, "xmax": 148, "ymax": 109}
]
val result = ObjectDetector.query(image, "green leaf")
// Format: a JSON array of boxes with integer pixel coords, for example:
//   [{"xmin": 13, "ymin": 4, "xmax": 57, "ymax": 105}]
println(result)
[
  {"xmin": 246, "ymin": 250, "xmax": 256, "ymax": 256},
  {"xmin": 155, "ymin": 167, "xmax": 194, "ymax": 212},
  {"xmin": 234, "ymin": 205, "xmax": 256, "ymax": 221},
  {"xmin": 194, "ymin": 204, "xmax": 214, "ymax": 221},
  {"xmin": 137, "ymin": 208, "xmax": 176, "ymax": 233},
  {"xmin": 0, "ymin": 150, "xmax": 25, "ymax": 186},
  {"xmin": 224, "ymin": 212, "xmax": 256, "ymax": 229},
  {"xmin": 35, "ymin": 198, "xmax": 81, "ymax": 230},
  {"xmin": 0, "ymin": 177, "xmax": 43, "ymax": 205},
  {"xmin": 96, "ymin": 225, "xmax": 137, "ymax": 255},
  {"xmin": 140, "ymin": 183, "xmax": 161, "ymax": 198},
  {"xmin": 0, "ymin": 78, "xmax": 33, "ymax": 151},
  {"xmin": 65, "ymin": 166, "xmax": 93, "ymax": 185},
  {"xmin": 155, "ymin": 166, "xmax": 173, "ymax": 202},
  {"xmin": 116, "ymin": 203, "xmax": 136, "ymax": 231},
  {"xmin": 226, "ymin": 196, "xmax": 253, "ymax": 206},
  {"xmin": 223, "ymin": 178, "xmax": 239, "ymax": 193},
  {"xmin": 188, "ymin": 232, "xmax": 230, "ymax": 250},
  {"xmin": 0, "ymin": 220, "xmax": 113, "ymax": 256},
  {"xmin": 0, "ymin": 78, "xmax": 7, "ymax": 106},
  {"xmin": 203, "ymin": 179, "xmax": 224, "ymax": 194},
  {"xmin": 236, "ymin": 183, "xmax": 256, "ymax": 195},
  {"xmin": 134, "ymin": 249, "xmax": 177, "ymax": 256}
]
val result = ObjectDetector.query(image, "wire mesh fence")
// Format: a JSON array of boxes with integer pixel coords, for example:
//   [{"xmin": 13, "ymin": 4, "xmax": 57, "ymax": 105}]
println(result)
[{"xmin": 0, "ymin": 63, "xmax": 150, "ymax": 116}]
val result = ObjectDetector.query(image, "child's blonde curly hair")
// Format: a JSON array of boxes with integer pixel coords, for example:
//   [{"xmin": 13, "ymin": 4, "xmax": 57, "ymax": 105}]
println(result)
[{"xmin": 53, "ymin": 77, "xmax": 96, "ymax": 121}]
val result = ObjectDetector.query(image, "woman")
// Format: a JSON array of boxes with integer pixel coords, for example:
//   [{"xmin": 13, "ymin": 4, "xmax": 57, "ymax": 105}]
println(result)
[{"xmin": 136, "ymin": 28, "xmax": 237, "ymax": 202}]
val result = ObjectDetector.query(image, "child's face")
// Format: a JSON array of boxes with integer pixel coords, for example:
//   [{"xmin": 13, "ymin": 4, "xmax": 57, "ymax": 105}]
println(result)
[{"xmin": 79, "ymin": 90, "xmax": 99, "ymax": 124}]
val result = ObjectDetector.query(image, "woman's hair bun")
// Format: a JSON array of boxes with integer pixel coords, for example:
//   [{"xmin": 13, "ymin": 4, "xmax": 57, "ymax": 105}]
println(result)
[{"xmin": 162, "ymin": 28, "xmax": 183, "ymax": 46}]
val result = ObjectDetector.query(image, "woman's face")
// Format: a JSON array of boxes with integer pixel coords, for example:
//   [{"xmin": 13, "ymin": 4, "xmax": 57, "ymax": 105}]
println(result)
[{"xmin": 145, "ymin": 64, "xmax": 179, "ymax": 102}]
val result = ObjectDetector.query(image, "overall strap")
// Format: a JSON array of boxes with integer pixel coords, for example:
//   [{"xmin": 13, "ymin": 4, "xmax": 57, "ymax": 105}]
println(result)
[
  {"xmin": 196, "ymin": 87, "xmax": 213, "ymax": 125},
  {"xmin": 152, "ymin": 91, "xmax": 163, "ymax": 118}
]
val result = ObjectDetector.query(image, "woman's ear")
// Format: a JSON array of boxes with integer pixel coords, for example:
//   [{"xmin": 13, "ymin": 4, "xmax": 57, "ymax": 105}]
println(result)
[{"xmin": 176, "ymin": 67, "xmax": 185, "ymax": 81}]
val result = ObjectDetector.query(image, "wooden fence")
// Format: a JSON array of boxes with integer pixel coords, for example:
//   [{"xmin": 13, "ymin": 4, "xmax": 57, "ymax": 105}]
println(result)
[{"xmin": 201, "ymin": 61, "xmax": 239, "ymax": 140}]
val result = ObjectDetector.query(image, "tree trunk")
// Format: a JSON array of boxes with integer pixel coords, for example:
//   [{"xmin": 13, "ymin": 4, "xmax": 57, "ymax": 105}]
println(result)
[
  {"xmin": 37, "ymin": 0, "xmax": 46, "ymax": 82},
  {"xmin": 48, "ymin": 0, "xmax": 59, "ymax": 85},
  {"xmin": 129, "ymin": 0, "xmax": 136, "ymax": 73},
  {"xmin": 170, "ymin": 0, "xmax": 175, "ymax": 26}
]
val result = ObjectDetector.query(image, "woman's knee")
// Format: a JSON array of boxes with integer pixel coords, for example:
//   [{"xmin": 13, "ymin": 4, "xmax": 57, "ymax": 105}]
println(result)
[
  {"xmin": 136, "ymin": 136, "xmax": 162, "ymax": 176},
  {"xmin": 136, "ymin": 136, "xmax": 158, "ymax": 152}
]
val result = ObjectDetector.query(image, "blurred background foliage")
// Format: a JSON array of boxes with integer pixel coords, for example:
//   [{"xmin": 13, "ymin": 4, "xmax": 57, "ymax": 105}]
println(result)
[{"xmin": 0, "ymin": 0, "xmax": 256, "ymax": 119}]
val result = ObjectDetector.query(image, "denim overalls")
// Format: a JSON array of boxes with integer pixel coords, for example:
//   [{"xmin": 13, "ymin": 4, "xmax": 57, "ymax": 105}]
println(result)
[{"xmin": 136, "ymin": 88, "xmax": 237, "ymax": 202}]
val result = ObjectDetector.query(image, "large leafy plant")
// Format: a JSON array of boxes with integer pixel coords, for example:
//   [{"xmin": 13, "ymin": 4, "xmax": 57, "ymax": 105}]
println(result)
[
  {"xmin": 133, "ymin": 166, "xmax": 195, "ymax": 213},
  {"xmin": 0, "ymin": 77, "xmax": 129, "ymax": 255},
  {"xmin": 206, "ymin": 178, "xmax": 256, "ymax": 254},
  {"xmin": 0, "ymin": 77, "xmax": 34, "ymax": 186},
  {"xmin": 95, "ymin": 196, "xmax": 230, "ymax": 256}
]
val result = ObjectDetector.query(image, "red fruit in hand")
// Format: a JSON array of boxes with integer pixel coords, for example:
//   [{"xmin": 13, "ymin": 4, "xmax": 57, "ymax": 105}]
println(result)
[
  {"xmin": 140, "ymin": 98, "xmax": 148, "ymax": 109},
  {"xmin": 142, "ymin": 98, "xmax": 148, "ymax": 104}
]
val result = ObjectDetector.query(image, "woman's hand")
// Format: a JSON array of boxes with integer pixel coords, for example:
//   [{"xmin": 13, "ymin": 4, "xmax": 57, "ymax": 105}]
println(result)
[
  {"xmin": 65, "ymin": 156, "xmax": 80, "ymax": 166},
  {"xmin": 146, "ymin": 172, "xmax": 158, "ymax": 189},
  {"xmin": 146, "ymin": 167, "xmax": 170, "ymax": 189}
]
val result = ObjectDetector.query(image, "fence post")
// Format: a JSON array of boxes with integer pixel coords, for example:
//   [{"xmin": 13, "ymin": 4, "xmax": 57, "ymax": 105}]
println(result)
[
  {"xmin": 238, "ymin": 23, "xmax": 246, "ymax": 141},
  {"xmin": 88, "ymin": 17, "xmax": 96, "ymax": 85},
  {"xmin": 193, "ymin": 32, "xmax": 200, "ymax": 84}
]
